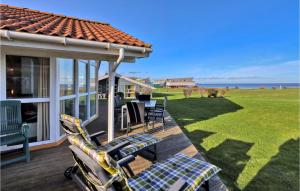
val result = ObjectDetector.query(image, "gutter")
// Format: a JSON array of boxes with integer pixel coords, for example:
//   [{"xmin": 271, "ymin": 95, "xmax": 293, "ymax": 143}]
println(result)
[{"xmin": 0, "ymin": 30, "xmax": 152, "ymax": 54}]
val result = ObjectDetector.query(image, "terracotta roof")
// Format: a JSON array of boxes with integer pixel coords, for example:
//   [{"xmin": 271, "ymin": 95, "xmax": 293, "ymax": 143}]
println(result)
[{"xmin": 0, "ymin": 4, "xmax": 151, "ymax": 48}]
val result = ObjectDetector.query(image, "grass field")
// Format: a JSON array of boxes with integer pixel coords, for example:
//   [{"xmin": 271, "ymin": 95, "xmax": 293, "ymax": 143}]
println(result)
[{"xmin": 153, "ymin": 88, "xmax": 299, "ymax": 191}]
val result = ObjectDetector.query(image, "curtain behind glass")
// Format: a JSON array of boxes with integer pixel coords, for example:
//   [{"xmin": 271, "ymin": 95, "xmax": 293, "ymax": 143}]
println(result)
[{"xmin": 37, "ymin": 58, "xmax": 50, "ymax": 141}]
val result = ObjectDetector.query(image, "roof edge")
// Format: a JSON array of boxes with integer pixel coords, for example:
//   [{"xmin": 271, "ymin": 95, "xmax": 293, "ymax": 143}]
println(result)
[
  {"xmin": 0, "ymin": 4, "xmax": 110, "ymax": 26},
  {"xmin": 0, "ymin": 30, "xmax": 152, "ymax": 53}
]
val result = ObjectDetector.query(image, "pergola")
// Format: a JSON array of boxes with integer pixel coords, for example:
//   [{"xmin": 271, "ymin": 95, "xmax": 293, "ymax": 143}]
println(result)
[{"xmin": 0, "ymin": 4, "xmax": 152, "ymax": 149}]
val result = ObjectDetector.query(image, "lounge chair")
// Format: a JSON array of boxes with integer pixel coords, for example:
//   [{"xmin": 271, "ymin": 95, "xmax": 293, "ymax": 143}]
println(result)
[
  {"xmin": 0, "ymin": 100, "xmax": 30, "ymax": 166},
  {"xmin": 60, "ymin": 114, "xmax": 160, "ymax": 176},
  {"xmin": 67, "ymin": 134, "xmax": 221, "ymax": 191}
]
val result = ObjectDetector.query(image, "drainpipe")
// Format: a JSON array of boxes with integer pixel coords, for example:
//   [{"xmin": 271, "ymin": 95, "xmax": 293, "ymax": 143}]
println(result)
[{"xmin": 107, "ymin": 48, "xmax": 124, "ymax": 142}]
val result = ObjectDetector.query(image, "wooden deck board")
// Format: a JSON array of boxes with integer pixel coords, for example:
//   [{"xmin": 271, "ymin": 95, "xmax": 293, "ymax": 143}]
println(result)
[{"xmin": 1, "ymin": 102, "xmax": 227, "ymax": 191}]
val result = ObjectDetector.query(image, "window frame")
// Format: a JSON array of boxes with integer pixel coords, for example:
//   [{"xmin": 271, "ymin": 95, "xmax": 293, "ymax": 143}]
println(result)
[{"xmin": 4, "ymin": 55, "xmax": 51, "ymax": 143}]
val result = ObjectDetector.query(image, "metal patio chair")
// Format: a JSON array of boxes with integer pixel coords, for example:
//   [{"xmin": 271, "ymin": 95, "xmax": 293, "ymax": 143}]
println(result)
[
  {"xmin": 67, "ymin": 134, "xmax": 221, "ymax": 191},
  {"xmin": 0, "ymin": 100, "xmax": 30, "ymax": 167},
  {"xmin": 148, "ymin": 96, "xmax": 168, "ymax": 131}
]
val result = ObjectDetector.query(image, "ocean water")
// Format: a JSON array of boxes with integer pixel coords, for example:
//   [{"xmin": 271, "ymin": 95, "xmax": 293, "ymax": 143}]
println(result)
[{"xmin": 197, "ymin": 83, "xmax": 300, "ymax": 89}]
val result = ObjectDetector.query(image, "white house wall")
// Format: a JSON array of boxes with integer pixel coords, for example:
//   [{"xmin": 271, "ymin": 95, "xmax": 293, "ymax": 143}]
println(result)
[{"xmin": 0, "ymin": 46, "xmax": 100, "ymax": 150}]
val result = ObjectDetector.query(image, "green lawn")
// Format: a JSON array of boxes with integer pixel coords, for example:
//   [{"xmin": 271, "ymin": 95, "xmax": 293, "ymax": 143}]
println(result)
[{"xmin": 153, "ymin": 88, "xmax": 299, "ymax": 191}]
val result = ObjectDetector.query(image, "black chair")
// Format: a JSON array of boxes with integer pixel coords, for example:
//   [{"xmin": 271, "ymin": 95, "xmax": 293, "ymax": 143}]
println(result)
[
  {"xmin": 137, "ymin": 94, "xmax": 151, "ymax": 101},
  {"xmin": 126, "ymin": 102, "xmax": 149, "ymax": 135},
  {"xmin": 114, "ymin": 95, "xmax": 124, "ymax": 122},
  {"xmin": 148, "ymin": 96, "xmax": 167, "ymax": 131}
]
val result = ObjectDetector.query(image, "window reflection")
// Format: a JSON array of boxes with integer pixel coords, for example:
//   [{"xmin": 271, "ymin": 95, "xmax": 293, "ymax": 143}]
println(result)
[
  {"xmin": 79, "ymin": 60, "xmax": 88, "ymax": 93},
  {"xmin": 58, "ymin": 58, "xmax": 74, "ymax": 96},
  {"xmin": 6, "ymin": 56, "xmax": 49, "ymax": 98}
]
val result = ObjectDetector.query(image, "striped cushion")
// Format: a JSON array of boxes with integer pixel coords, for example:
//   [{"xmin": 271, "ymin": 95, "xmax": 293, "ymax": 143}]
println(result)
[
  {"xmin": 68, "ymin": 135, "xmax": 117, "ymax": 175},
  {"xmin": 128, "ymin": 153, "xmax": 221, "ymax": 191},
  {"xmin": 68, "ymin": 135, "xmax": 131, "ymax": 190},
  {"xmin": 99, "ymin": 133, "xmax": 160, "ymax": 157},
  {"xmin": 60, "ymin": 114, "xmax": 91, "ymax": 143}
]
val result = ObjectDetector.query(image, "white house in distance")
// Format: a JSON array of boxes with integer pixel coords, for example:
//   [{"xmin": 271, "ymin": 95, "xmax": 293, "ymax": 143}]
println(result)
[
  {"xmin": 98, "ymin": 74, "xmax": 155, "ymax": 99},
  {"xmin": 0, "ymin": 4, "xmax": 152, "ymax": 150},
  {"xmin": 166, "ymin": 78, "xmax": 196, "ymax": 88}
]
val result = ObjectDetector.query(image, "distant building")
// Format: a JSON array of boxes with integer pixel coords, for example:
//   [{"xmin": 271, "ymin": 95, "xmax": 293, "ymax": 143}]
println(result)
[
  {"xmin": 134, "ymin": 77, "xmax": 153, "ymax": 87},
  {"xmin": 98, "ymin": 74, "xmax": 155, "ymax": 99},
  {"xmin": 165, "ymin": 78, "xmax": 196, "ymax": 88},
  {"xmin": 153, "ymin": 79, "xmax": 166, "ymax": 88}
]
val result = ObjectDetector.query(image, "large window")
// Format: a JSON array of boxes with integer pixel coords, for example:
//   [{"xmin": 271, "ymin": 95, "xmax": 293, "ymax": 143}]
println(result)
[
  {"xmin": 6, "ymin": 55, "xmax": 50, "ymax": 143},
  {"xmin": 59, "ymin": 58, "xmax": 75, "ymax": 96},
  {"xmin": 90, "ymin": 61, "xmax": 97, "ymax": 92},
  {"xmin": 58, "ymin": 59, "xmax": 97, "ymax": 127},
  {"xmin": 90, "ymin": 94, "xmax": 96, "ymax": 116},
  {"xmin": 6, "ymin": 56, "xmax": 49, "ymax": 98},
  {"xmin": 78, "ymin": 60, "xmax": 88, "ymax": 93},
  {"xmin": 125, "ymin": 85, "xmax": 135, "ymax": 98},
  {"xmin": 79, "ymin": 96, "xmax": 87, "ymax": 121}
]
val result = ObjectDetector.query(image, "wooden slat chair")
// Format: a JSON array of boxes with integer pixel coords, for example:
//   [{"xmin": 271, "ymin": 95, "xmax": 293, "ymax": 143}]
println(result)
[
  {"xmin": 67, "ymin": 135, "xmax": 221, "ymax": 191},
  {"xmin": 0, "ymin": 100, "xmax": 30, "ymax": 167},
  {"xmin": 60, "ymin": 114, "xmax": 160, "ymax": 177}
]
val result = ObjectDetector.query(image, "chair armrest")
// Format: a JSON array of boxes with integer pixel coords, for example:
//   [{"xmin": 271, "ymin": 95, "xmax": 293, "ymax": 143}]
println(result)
[
  {"xmin": 155, "ymin": 104, "xmax": 164, "ymax": 110},
  {"xmin": 167, "ymin": 178, "xmax": 187, "ymax": 191},
  {"xmin": 106, "ymin": 141, "xmax": 130, "ymax": 157},
  {"xmin": 89, "ymin": 131, "xmax": 106, "ymax": 146},
  {"xmin": 21, "ymin": 123, "xmax": 30, "ymax": 137},
  {"xmin": 117, "ymin": 155, "xmax": 135, "ymax": 167},
  {"xmin": 89, "ymin": 131, "xmax": 106, "ymax": 139}
]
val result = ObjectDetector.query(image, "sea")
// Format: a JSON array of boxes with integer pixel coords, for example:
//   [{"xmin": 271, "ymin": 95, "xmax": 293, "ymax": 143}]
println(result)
[{"xmin": 197, "ymin": 83, "xmax": 300, "ymax": 89}]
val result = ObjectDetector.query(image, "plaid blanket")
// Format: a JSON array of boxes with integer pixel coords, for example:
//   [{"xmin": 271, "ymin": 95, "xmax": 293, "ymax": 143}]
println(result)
[
  {"xmin": 99, "ymin": 133, "xmax": 160, "ymax": 157},
  {"xmin": 128, "ymin": 153, "xmax": 221, "ymax": 191}
]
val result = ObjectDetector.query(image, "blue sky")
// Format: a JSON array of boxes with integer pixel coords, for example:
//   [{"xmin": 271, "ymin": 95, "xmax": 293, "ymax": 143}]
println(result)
[{"xmin": 3, "ymin": 0, "xmax": 299, "ymax": 83}]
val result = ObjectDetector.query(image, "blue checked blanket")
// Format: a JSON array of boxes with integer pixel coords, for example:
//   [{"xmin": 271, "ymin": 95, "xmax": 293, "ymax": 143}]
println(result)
[
  {"xmin": 99, "ymin": 133, "xmax": 160, "ymax": 157},
  {"xmin": 127, "ymin": 153, "xmax": 221, "ymax": 191}
]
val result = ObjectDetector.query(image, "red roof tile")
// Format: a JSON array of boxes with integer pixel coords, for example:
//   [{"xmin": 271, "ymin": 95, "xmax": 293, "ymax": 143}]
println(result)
[{"xmin": 0, "ymin": 4, "xmax": 151, "ymax": 48}]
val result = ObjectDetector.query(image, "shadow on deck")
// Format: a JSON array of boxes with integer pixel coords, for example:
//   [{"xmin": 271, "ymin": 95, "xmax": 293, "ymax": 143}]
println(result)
[{"xmin": 1, "ymin": 101, "xmax": 227, "ymax": 191}]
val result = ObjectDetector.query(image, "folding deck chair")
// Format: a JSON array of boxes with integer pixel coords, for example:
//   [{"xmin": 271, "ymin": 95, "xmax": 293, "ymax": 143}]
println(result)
[
  {"xmin": 67, "ymin": 135, "xmax": 221, "ymax": 191},
  {"xmin": 60, "ymin": 114, "xmax": 160, "ymax": 177}
]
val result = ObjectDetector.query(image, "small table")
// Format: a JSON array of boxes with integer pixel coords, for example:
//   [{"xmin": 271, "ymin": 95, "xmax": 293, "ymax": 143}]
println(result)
[{"xmin": 121, "ymin": 100, "xmax": 157, "ymax": 131}]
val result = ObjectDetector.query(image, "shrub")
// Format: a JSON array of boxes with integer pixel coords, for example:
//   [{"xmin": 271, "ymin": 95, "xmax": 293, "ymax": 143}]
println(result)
[
  {"xmin": 220, "ymin": 89, "xmax": 226, "ymax": 97},
  {"xmin": 183, "ymin": 88, "xmax": 193, "ymax": 98},
  {"xmin": 207, "ymin": 88, "xmax": 218, "ymax": 98},
  {"xmin": 199, "ymin": 88, "xmax": 206, "ymax": 97}
]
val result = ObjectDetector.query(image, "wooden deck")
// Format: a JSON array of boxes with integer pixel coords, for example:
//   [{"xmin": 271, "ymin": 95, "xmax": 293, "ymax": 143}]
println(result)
[{"xmin": 1, "ymin": 105, "xmax": 227, "ymax": 191}]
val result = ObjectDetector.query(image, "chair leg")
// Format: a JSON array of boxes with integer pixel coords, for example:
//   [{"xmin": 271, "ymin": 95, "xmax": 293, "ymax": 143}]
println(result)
[
  {"xmin": 162, "ymin": 116, "xmax": 165, "ymax": 131},
  {"xmin": 153, "ymin": 144, "xmax": 157, "ymax": 161},
  {"xmin": 203, "ymin": 180, "xmax": 209, "ymax": 191},
  {"xmin": 126, "ymin": 123, "xmax": 130, "ymax": 136},
  {"xmin": 124, "ymin": 165, "xmax": 135, "ymax": 177},
  {"xmin": 24, "ymin": 137, "xmax": 30, "ymax": 162}
]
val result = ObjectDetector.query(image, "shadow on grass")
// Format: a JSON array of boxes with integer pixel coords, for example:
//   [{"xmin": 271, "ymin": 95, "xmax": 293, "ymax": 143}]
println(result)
[
  {"xmin": 166, "ymin": 97, "xmax": 243, "ymax": 127},
  {"xmin": 244, "ymin": 138, "xmax": 300, "ymax": 191},
  {"xmin": 205, "ymin": 139, "xmax": 253, "ymax": 191},
  {"xmin": 180, "ymin": 129, "xmax": 253, "ymax": 191}
]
